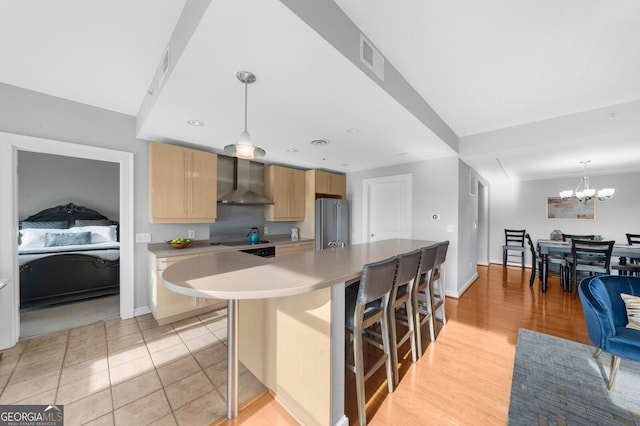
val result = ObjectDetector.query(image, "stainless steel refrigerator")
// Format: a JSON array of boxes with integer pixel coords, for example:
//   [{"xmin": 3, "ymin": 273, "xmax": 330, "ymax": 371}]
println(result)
[{"xmin": 315, "ymin": 198, "xmax": 349, "ymax": 250}]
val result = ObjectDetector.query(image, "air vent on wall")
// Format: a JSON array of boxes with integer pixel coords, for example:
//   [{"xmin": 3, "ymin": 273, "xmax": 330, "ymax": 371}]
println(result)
[
  {"xmin": 158, "ymin": 46, "xmax": 170, "ymax": 87},
  {"xmin": 360, "ymin": 34, "xmax": 384, "ymax": 81}
]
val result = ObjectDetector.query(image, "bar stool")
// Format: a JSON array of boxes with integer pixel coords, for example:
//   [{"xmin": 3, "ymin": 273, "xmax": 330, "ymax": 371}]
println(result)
[
  {"xmin": 414, "ymin": 244, "xmax": 438, "ymax": 358},
  {"xmin": 431, "ymin": 241, "xmax": 449, "ymax": 335},
  {"xmin": 345, "ymin": 256, "xmax": 397, "ymax": 426},
  {"xmin": 388, "ymin": 249, "xmax": 421, "ymax": 385}
]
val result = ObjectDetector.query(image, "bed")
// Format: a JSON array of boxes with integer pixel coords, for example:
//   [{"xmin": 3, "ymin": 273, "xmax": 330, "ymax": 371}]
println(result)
[{"xmin": 18, "ymin": 202, "xmax": 120, "ymax": 309}]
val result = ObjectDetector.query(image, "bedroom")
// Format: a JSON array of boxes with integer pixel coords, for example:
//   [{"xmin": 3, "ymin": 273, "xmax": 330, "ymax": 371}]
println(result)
[{"xmin": 17, "ymin": 151, "xmax": 120, "ymax": 337}]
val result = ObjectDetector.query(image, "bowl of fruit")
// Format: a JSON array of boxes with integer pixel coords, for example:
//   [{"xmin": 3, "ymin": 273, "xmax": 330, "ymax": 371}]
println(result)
[{"xmin": 167, "ymin": 238, "xmax": 192, "ymax": 249}]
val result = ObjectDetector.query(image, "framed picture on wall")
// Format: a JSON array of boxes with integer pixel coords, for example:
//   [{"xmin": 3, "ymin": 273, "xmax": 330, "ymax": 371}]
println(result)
[{"xmin": 546, "ymin": 196, "xmax": 596, "ymax": 220}]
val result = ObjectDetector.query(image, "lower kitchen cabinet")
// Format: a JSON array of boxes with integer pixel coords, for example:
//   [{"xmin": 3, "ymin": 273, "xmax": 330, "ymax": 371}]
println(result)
[
  {"xmin": 275, "ymin": 241, "xmax": 314, "ymax": 256},
  {"xmin": 148, "ymin": 252, "xmax": 225, "ymax": 324}
]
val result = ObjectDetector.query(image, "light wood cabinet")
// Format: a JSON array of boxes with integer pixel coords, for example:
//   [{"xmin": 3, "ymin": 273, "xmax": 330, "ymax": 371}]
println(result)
[
  {"xmin": 149, "ymin": 142, "xmax": 217, "ymax": 223},
  {"xmin": 313, "ymin": 170, "xmax": 346, "ymax": 199},
  {"xmin": 264, "ymin": 165, "xmax": 305, "ymax": 221},
  {"xmin": 275, "ymin": 240, "xmax": 314, "ymax": 257},
  {"xmin": 148, "ymin": 252, "xmax": 225, "ymax": 325}
]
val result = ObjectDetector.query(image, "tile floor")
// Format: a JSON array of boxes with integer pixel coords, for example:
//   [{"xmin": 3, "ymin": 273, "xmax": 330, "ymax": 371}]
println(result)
[{"xmin": 0, "ymin": 309, "xmax": 265, "ymax": 426}]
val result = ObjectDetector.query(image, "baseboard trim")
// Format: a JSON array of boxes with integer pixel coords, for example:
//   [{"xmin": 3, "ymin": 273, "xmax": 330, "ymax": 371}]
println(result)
[{"xmin": 134, "ymin": 305, "xmax": 151, "ymax": 317}]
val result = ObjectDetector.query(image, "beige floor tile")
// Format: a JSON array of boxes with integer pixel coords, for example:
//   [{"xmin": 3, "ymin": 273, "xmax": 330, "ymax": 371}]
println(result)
[
  {"xmin": 136, "ymin": 314, "xmax": 160, "ymax": 330},
  {"xmin": 153, "ymin": 413, "xmax": 178, "ymax": 426},
  {"xmin": 64, "ymin": 341, "xmax": 108, "ymax": 367},
  {"xmin": 183, "ymin": 332, "xmax": 219, "ymax": 353},
  {"xmin": 83, "ymin": 412, "xmax": 115, "ymax": 426},
  {"xmin": 104, "ymin": 316, "xmax": 137, "ymax": 330},
  {"xmin": 170, "ymin": 316, "xmax": 202, "ymax": 331},
  {"xmin": 108, "ymin": 343, "xmax": 149, "ymax": 368},
  {"xmin": 0, "ymin": 354, "xmax": 20, "ymax": 374},
  {"xmin": 113, "ymin": 388, "xmax": 171, "ymax": 426},
  {"xmin": 211, "ymin": 326, "xmax": 228, "ymax": 342},
  {"xmin": 198, "ymin": 308, "xmax": 227, "ymax": 324},
  {"xmin": 149, "ymin": 342, "xmax": 190, "ymax": 368},
  {"xmin": 173, "ymin": 390, "xmax": 227, "ymax": 426},
  {"xmin": 68, "ymin": 321, "xmax": 105, "ymax": 340},
  {"xmin": 56, "ymin": 369, "xmax": 111, "ymax": 405},
  {"xmin": 106, "ymin": 322, "xmax": 140, "ymax": 341},
  {"xmin": 0, "ymin": 370, "xmax": 60, "ymax": 404},
  {"xmin": 17, "ymin": 341, "xmax": 66, "ymax": 366},
  {"xmin": 0, "ymin": 372, "xmax": 10, "ymax": 389},
  {"xmin": 109, "ymin": 353, "xmax": 154, "ymax": 385},
  {"xmin": 192, "ymin": 342, "xmax": 227, "ymax": 369},
  {"xmin": 203, "ymin": 359, "xmax": 249, "ymax": 389},
  {"xmin": 145, "ymin": 333, "xmax": 182, "ymax": 353},
  {"xmin": 64, "ymin": 388, "xmax": 113, "ymax": 426},
  {"xmin": 24, "ymin": 330, "xmax": 69, "ymax": 351},
  {"xmin": 12, "ymin": 387, "xmax": 57, "ymax": 405},
  {"xmin": 10, "ymin": 354, "xmax": 64, "ymax": 385},
  {"xmin": 107, "ymin": 330, "xmax": 144, "ymax": 353},
  {"xmin": 165, "ymin": 370, "xmax": 215, "ymax": 411},
  {"xmin": 67, "ymin": 330, "xmax": 106, "ymax": 352},
  {"xmin": 175, "ymin": 323, "xmax": 211, "ymax": 342},
  {"xmin": 111, "ymin": 370, "xmax": 162, "ymax": 409},
  {"xmin": 59, "ymin": 356, "xmax": 109, "ymax": 387},
  {"xmin": 1, "ymin": 341, "xmax": 27, "ymax": 357},
  {"xmin": 156, "ymin": 355, "xmax": 201, "ymax": 387},
  {"xmin": 141, "ymin": 324, "xmax": 175, "ymax": 341}
]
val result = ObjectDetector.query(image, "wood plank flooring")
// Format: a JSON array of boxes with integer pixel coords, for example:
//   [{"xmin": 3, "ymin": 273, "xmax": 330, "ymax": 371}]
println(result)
[{"xmin": 220, "ymin": 264, "xmax": 589, "ymax": 425}]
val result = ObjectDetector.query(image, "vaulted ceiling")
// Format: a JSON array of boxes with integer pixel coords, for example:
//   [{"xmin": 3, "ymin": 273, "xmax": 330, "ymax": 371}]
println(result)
[{"xmin": 2, "ymin": 0, "xmax": 639, "ymax": 181}]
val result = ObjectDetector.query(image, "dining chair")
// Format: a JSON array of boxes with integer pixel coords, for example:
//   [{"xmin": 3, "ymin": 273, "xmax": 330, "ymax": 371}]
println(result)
[
  {"xmin": 525, "ymin": 233, "xmax": 566, "ymax": 289},
  {"xmin": 612, "ymin": 233, "xmax": 640, "ymax": 277},
  {"xmin": 567, "ymin": 239, "xmax": 615, "ymax": 298},
  {"xmin": 503, "ymin": 229, "xmax": 526, "ymax": 270},
  {"xmin": 430, "ymin": 241, "xmax": 449, "ymax": 333},
  {"xmin": 345, "ymin": 256, "xmax": 397, "ymax": 426},
  {"xmin": 414, "ymin": 244, "xmax": 438, "ymax": 359},
  {"xmin": 388, "ymin": 249, "xmax": 421, "ymax": 385}
]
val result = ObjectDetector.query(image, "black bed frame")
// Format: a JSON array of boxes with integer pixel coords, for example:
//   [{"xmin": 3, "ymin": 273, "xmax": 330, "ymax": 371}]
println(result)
[{"xmin": 19, "ymin": 203, "xmax": 120, "ymax": 310}]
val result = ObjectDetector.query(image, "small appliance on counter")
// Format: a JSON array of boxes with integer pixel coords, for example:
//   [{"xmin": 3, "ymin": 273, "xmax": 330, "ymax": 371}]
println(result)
[
  {"xmin": 248, "ymin": 227, "xmax": 260, "ymax": 244},
  {"xmin": 290, "ymin": 227, "xmax": 299, "ymax": 241}
]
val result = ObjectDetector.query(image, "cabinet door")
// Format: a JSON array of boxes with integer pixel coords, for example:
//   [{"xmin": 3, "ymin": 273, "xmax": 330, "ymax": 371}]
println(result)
[
  {"xmin": 275, "ymin": 241, "xmax": 314, "ymax": 256},
  {"xmin": 315, "ymin": 170, "xmax": 346, "ymax": 199},
  {"xmin": 150, "ymin": 142, "xmax": 188, "ymax": 221},
  {"xmin": 264, "ymin": 166, "xmax": 305, "ymax": 221},
  {"xmin": 152, "ymin": 254, "xmax": 200, "ymax": 319},
  {"xmin": 189, "ymin": 149, "xmax": 217, "ymax": 221}
]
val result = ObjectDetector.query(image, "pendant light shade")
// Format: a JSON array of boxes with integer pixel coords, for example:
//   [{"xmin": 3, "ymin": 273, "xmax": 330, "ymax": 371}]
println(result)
[
  {"xmin": 224, "ymin": 71, "xmax": 265, "ymax": 159},
  {"xmin": 559, "ymin": 160, "xmax": 615, "ymax": 203}
]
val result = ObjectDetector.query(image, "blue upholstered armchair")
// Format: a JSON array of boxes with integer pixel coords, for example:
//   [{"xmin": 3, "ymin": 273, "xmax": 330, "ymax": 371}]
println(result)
[{"xmin": 578, "ymin": 275, "xmax": 640, "ymax": 390}]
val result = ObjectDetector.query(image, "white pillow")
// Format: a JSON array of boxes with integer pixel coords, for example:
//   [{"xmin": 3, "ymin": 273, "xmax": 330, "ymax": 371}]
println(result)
[
  {"xmin": 19, "ymin": 228, "xmax": 61, "ymax": 249},
  {"xmin": 69, "ymin": 225, "xmax": 118, "ymax": 243},
  {"xmin": 621, "ymin": 293, "xmax": 640, "ymax": 331}
]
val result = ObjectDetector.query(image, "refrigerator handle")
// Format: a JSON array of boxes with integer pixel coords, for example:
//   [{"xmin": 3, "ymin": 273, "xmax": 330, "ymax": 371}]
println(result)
[{"xmin": 335, "ymin": 203, "xmax": 340, "ymax": 243}]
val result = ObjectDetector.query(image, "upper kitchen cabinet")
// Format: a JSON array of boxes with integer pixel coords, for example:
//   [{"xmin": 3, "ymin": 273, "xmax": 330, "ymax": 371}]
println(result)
[
  {"xmin": 149, "ymin": 142, "xmax": 217, "ymax": 223},
  {"xmin": 312, "ymin": 170, "xmax": 346, "ymax": 199},
  {"xmin": 264, "ymin": 165, "xmax": 305, "ymax": 221}
]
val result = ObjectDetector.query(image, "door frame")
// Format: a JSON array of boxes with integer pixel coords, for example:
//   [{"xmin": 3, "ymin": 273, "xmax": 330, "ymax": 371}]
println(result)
[
  {"xmin": 0, "ymin": 132, "xmax": 134, "ymax": 349},
  {"xmin": 362, "ymin": 173, "xmax": 413, "ymax": 243}
]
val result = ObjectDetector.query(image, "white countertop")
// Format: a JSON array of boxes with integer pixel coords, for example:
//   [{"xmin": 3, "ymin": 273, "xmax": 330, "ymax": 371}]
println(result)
[{"xmin": 162, "ymin": 239, "xmax": 439, "ymax": 300}]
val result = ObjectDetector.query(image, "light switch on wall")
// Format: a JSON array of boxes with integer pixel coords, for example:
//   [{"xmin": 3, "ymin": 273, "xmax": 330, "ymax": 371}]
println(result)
[{"xmin": 445, "ymin": 225, "xmax": 455, "ymax": 233}]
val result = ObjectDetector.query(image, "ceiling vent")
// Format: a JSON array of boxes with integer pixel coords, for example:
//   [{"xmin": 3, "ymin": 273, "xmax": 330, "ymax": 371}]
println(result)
[
  {"xmin": 359, "ymin": 34, "xmax": 384, "ymax": 81},
  {"xmin": 158, "ymin": 46, "xmax": 170, "ymax": 87}
]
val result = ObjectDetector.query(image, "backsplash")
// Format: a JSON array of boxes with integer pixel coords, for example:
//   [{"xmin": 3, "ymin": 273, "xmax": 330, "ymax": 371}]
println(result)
[{"xmin": 209, "ymin": 205, "xmax": 295, "ymax": 240}]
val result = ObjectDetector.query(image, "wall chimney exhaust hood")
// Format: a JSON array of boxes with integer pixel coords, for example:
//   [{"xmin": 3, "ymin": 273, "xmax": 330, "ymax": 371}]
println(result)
[{"xmin": 217, "ymin": 156, "xmax": 273, "ymax": 205}]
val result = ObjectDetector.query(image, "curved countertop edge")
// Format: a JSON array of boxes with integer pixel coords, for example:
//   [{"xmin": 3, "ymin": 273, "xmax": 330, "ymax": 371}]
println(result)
[{"xmin": 161, "ymin": 239, "xmax": 441, "ymax": 300}]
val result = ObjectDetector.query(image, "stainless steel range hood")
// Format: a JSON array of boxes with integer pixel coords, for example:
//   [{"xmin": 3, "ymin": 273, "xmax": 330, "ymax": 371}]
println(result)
[{"xmin": 217, "ymin": 156, "xmax": 273, "ymax": 205}]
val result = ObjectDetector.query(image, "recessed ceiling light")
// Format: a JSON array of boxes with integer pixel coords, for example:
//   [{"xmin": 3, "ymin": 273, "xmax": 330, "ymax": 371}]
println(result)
[
  {"xmin": 286, "ymin": 148, "xmax": 298, "ymax": 153},
  {"xmin": 340, "ymin": 163, "xmax": 350, "ymax": 167},
  {"xmin": 346, "ymin": 128, "xmax": 362, "ymax": 134},
  {"xmin": 187, "ymin": 120, "xmax": 205, "ymax": 127},
  {"xmin": 311, "ymin": 139, "xmax": 329, "ymax": 146}
]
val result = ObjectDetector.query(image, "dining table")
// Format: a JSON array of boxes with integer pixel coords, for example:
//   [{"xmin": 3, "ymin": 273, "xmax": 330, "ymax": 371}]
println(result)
[{"xmin": 537, "ymin": 239, "xmax": 640, "ymax": 292}]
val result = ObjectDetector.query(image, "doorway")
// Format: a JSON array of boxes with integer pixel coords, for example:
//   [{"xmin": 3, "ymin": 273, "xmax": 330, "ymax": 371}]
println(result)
[
  {"xmin": 0, "ymin": 132, "xmax": 134, "ymax": 349},
  {"xmin": 477, "ymin": 180, "xmax": 489, "ymax": 266},
  {"xmin": 18, "ymin": 151, "xmax": 121, "ymax": 337},
  {"xmin": 362, "ymin": 173, "xmax": 413, "ymax": 242}
]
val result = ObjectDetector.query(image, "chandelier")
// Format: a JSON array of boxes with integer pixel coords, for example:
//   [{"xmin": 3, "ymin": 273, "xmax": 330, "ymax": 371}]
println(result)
[
  {"xmin": 559, "ymin": 160, "xmax": 615, "ymax": 203},
  {"xmin": 224, "ymin": 71, "xmax": 266, "ymax": 159}
]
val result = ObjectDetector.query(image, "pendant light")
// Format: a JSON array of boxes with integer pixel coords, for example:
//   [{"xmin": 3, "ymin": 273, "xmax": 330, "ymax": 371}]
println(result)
[
  {"xmin": 224, "ymin": 71, "xmax": 265, "ymax": 159},
  {"xmin": 559, "ymin": 160, "xmax": 615, "ymax": 203}
]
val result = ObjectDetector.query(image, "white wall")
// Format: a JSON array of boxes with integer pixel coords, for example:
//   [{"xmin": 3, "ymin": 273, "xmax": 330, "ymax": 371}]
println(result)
[
  {"xmin": 489, "ymin": 172, "xmax": 640, "ymax": 266},
  {"xmin": 347, "ymin": 155, "xmax": 466, "ymax": 296},
  {"xmin": 457, "ymin": 160, "xmax": 480, "ymax": 293},
  {"xmin": 18, "ymin": 151, "xmax": 120, "ymax": 220}
]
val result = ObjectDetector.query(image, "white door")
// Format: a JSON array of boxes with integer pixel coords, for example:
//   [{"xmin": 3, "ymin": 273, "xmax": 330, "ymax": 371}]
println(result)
[{"xmin": 362, "ymin": 174, "xmax": 412, "ymax": 242}]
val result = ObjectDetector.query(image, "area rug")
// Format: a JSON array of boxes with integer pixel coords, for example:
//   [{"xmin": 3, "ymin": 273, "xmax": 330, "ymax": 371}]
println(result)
[{"xmin": 508, "ymin": 329, "xmax": 640, "ymax": 426}]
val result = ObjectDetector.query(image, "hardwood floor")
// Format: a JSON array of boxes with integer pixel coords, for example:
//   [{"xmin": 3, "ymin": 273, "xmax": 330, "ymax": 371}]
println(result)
[{"xmin": 224, "ymin": 264, "xmax": 590, "ymax": 425}]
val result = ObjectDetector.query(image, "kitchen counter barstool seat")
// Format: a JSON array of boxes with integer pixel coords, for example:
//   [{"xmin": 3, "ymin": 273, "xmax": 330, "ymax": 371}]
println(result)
[
  {"xmin": 414, "ymin": 244, "xmax": 438, "ymax": 358},
  {"xmin": 345, "ymin": 256, "xmax": 397, "ymax": 426},
  {"xmin": 503, "ymin": 229, "xmax": 526, "ymax": 270},
  {"xmin": 388, "ymin": 249, "xmax": 421, "ymax": 385}
]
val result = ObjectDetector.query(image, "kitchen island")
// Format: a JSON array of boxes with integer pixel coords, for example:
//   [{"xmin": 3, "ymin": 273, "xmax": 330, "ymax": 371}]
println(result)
[{"xmin": 162, "ymin": 238, "xmax": 439, "ymax": 425}]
